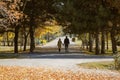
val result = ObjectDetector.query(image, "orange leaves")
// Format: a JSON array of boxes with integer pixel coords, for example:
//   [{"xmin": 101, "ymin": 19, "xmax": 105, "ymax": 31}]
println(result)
[
  {"xmin": 35, "ymin": 27, "xmax": 46, "ymax": 38},
  {"xmin": 0, "ymin": 66, "xmax": 120, "ymax": 80},
  {"xmin": 0, "ymin": 0, "xmax": 24, "ymax": 28}
]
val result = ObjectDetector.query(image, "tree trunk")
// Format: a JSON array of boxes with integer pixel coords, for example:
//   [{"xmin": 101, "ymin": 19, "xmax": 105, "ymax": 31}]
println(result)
[
  {"xmin": 29, "ymin": 18, "xmax": 35, "ymax": 53},
  {"xmin": 23, "ymin": 33, "xmax": 29, "ymax": 51},
  {"xmin": 81, "ymin": 40, "xmax": 85, "ymax": 49},
  {"xmin": 29, "ymin": 0, "xmax": 35, "ymax": 53},
  {"xmin": 110, "ymin": 28, "xmax": 117, "ymax": 54},
  {"xmin": 23, "ymin": 35, "xmax": 27, "ymax": 51},
  {"xmin": 89, "ymin": 32, "xmax": 93, "ymax": 52},
  {"xmin": 85, "ymin": 39, "xmax": 89, "ymax": 50},
  {"xmin": 101, "ymin": 30, "xmax": 105, "ymax": 54},
  {"xmin": 106, "ymin": 32, "xmax": 109, "ymax": 50},
  {"xmin": 7, "ymin": 32, "xmax": 9, "ymax": 46},
  {"xmin": 86, "ymin": 43, "xmax": 89, "ymax": 50},
  {"xmin": 95, "ymin": 32, "xmax": 100, "ymax": 55},
  {"xmin": 14, "ymin": 26, "xmax": 20, "ymax": 53}
]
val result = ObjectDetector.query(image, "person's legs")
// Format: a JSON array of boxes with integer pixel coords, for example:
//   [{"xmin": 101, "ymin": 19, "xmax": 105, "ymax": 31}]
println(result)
[
  {"xmin": 66, "ymin": 46, "xmax": 68, "ymax": 52},
  {"xmin": 65, "ymin": 45, "xmax": 68, "ymax": 52},
  {"xmin": 65, "ymin": 46, "xmax": 66, "ymax": 52},
  {"xmin": 59, "ymin": 48, "xmax": 61, "ymax": 52}
]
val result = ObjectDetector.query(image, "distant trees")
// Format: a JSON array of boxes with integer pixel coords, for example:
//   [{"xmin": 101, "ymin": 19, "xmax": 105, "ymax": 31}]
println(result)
[
  {"xmin": 55, "ymin": 0, "xmax": 120, "ymax": 54},
  {"xmin": 24, "ymin": 0, "xmax": 58, "ymax": 52},
  {"xmin": 0, "ymin": 0, "xmax": 25, "ymax": 53},
  {"xmin": 0, "ymin": 0, "xmax": 120, "ymax": 54},
  {"xmin": 0, "ymin": 0, "xmax": 60, "ymax": 53}
]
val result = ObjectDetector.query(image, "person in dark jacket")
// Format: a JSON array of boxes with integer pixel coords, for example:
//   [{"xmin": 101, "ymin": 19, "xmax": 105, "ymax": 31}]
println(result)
[{"xmin": 64, "ymin": 36, "xmax": 70, "ymax": 52}]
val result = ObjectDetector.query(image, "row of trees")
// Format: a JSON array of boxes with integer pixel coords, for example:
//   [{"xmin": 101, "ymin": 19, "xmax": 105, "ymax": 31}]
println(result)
[
  {"xmin": 55, "ymin": 0, "xmax": 120, "ymax": 54},
  {"xmin": 0, "ymin": 0, "xmax": 120, "ymax": 54},
  {"xmin": 0, "ymin": 0, "xmax": 63, "ymax": 53},
  {"xmin": 0, "ymin": 0, "xmax": 24, "ymax": 53}
]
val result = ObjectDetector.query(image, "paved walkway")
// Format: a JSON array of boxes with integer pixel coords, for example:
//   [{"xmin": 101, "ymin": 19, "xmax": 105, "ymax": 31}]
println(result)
[
  {"xmin": 0, "ymin": 36, "xmax": 118, "ymax": 76},
  {"xmin": 35, "ymin": 36, "xmax": 80, "ymax": 52},
  {"xmin": 0, "ymin": 53, "xmax": 116, "ymax": 76}
]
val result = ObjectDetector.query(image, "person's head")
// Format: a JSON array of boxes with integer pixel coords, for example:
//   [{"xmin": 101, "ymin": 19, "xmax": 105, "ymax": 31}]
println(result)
[
  {"xmin": 59, "ymin": 38, "xmax": 61, "ymax": 41},
  {"xmin": 66, "ymin": 36, "xmax": 68, "ymax": 38}
]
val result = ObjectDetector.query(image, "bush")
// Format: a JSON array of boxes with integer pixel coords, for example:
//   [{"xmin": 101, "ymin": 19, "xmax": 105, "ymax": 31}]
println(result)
[
  {"xmin": 40, "ymin": 39, "xmax": 47, "ymax": 45},
  {"xmin": 72, "ymin": 38, "xmax": 76, "ymax": 42},
  {"xmin": 114, "ymin": 53, "xmax": 120, "ymax": 69}
]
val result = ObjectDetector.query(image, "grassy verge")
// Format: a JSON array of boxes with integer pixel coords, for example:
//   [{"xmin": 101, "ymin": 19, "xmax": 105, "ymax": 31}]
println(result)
[
  {"xmin": 77, "ymin": 61, "xmax": 118, "ymax": 71},
  {"xmin": 81, "ymin": 49, "xmax": 114, "ymax": 56},
  {"xmin": 0, "ymin": 54, "xmax": 20, "ymax": 59},
  {"xmin": 0, "ymin": 46, "xmax": 30, "ymax": 53}
]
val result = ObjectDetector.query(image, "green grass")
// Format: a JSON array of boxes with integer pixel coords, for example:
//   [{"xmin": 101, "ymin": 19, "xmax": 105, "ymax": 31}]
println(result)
[
  {"xmin": 0, "ymin": 46, "xmax": 30, "ymax": 53},
  {"xmin": 0, "ymin": 54, "xmax": 20, "ymax": 59},
  {"xmin": 77, "ymin": 61, "xmax": 115, "ymax": 70},
  {"xmin": 81, "ymin": 49, "xmax": 114, "ymax": 56}
]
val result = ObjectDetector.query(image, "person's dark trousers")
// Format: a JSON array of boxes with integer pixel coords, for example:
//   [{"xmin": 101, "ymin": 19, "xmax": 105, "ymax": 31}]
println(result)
[{"xmin": 65, "ymin": 45, "xmax": 68, "ymax": 52}]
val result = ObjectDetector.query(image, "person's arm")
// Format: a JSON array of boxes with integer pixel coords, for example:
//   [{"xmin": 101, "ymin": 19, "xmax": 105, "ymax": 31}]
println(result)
[{"xmin": 68, "ymin": 39, "xmax": 70, "ymax": 44}]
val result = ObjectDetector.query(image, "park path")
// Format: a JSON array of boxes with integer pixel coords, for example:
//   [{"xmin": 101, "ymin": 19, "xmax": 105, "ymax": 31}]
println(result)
[
  {"xmin": 34, "ymin": 36, "xmax": 80, "ymax": 52},
  {"xmin": 0, "ymin": 36, "xmax": 119, "ymax": 76}
]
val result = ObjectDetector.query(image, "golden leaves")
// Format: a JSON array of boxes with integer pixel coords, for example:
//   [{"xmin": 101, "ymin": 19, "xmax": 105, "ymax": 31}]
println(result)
[
  {"xmin": 0, "ymin": 66, "xmax": 120, "ymax": 80},
  {"xmin": 8, "ymin": 32, "xmax": 14, "ymax": 39},
  {"xmin": 35, "ymin": 26, "xmax": 62, "ymax": 38}
]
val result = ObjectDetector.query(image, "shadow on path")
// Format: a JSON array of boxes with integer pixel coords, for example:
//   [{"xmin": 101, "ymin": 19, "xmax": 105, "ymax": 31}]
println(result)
[{"xmin": 17, "ymin": 52, "xmax": 113, "ymax": 59}]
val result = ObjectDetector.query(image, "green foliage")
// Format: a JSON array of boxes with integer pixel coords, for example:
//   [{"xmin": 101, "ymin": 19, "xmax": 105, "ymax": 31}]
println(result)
[
  {"xmin": 24, "ymin": 0, "xmax": 56, "ymax": 17},
  {"xmin": 114, "ymin": 53, "xmax": 120, "ymax": 69},
  {"xmin": 55, "ymin": 0, "xmax": 120, "ymax": 35}
]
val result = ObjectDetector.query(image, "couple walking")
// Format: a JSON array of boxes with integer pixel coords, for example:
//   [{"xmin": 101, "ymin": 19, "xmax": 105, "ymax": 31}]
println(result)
[{"xmin": 57, "ymin": 36, "xmax": 70, "ymax": 52}]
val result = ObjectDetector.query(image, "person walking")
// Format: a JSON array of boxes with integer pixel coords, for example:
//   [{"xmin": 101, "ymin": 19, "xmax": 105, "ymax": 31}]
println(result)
[
  {"xmin": 64, "ymin": 36, "xmax": 70, "ymax": 52},
  {"xmin": 57, "ymin": 38, "xmax": 62, "ymax": 52}
]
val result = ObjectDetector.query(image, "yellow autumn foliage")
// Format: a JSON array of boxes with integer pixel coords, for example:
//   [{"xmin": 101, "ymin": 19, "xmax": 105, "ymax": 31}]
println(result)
[
  {"xmin": 35, "ymin": 25, "xmax": 62, "ymax": 38},
  {"xmin": 8, "ymin": 32, "xmax": 15, "ymax": 39},
  {"xmin": 0, "ymin": 36, "xmax": 3, "ymax": 41}
]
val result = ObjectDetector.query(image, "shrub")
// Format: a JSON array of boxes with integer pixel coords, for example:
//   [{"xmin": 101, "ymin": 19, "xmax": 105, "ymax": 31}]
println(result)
[{"xmin": 114, "ymin": 53, "xmax": 120, "ymax": 69}]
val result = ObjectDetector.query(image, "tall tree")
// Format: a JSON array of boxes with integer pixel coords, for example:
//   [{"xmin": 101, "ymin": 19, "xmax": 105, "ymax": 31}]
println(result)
[
  {"xmin": 0, "ymin": 0, "xmax": 24, "ymax": 53},
  {"xmin": 24, "ymin": 0, "xmax": 57, "ymax": 52},
  {"xmin": 89, "ymin": 32, "xmax": 93, "ymax": 52}
]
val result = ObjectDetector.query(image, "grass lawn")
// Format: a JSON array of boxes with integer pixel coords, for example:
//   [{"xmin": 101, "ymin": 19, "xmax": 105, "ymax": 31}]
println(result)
[
  {"xmin": 0, "ymin": 54, "xmax": 20, "ymax": 59},
  {"xmin": 83, "ymin": 50, "xmax": 114, "ymax": 56},
  {"xmin": 77, "ymin": 61, "xmax": 118, "ymax": 71},
  {"xmin": 0, "ymin": 46, "xmax": 30, "ymax": 53}
]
